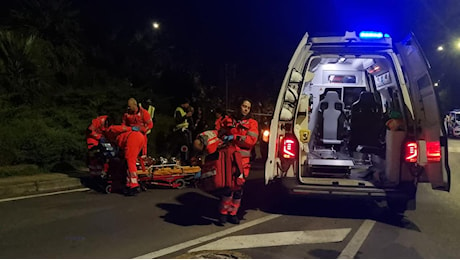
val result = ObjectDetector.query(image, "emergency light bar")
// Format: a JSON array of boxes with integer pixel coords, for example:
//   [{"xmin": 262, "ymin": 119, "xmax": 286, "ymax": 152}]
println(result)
[{"xmin": 359, "ymin": 31, "xmax": 390, "ymax": 39}]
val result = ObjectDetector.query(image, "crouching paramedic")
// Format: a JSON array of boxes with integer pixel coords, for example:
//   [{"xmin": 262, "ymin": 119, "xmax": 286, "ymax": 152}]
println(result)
[
  {"xmin": 218, "ymin": 98, "xmax": 258, "ymax": 225},
  {"xmin": 86, "ymin": 115, "xmax": 113, "ymax": 177},
  {"xmin": 105, "ymin": 124, "xmax": 145, "ymax": 196},
  {"xmin": 193, "ymin": 130, "xmax": 222, "ymax": 179}
]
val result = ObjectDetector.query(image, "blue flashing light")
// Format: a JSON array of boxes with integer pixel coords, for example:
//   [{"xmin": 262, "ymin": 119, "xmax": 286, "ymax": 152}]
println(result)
[{"xmin": 359, "ymin": 31, "xmax": 384, "ymax": 39}]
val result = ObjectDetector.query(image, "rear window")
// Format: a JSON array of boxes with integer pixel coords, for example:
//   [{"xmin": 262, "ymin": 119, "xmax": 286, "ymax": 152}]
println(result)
[{"xmin": 328, "ymin": 74, "xmax": 356, "ymax": 83}]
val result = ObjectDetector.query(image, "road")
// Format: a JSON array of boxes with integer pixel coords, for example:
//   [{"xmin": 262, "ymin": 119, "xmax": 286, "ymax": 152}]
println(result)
[{"xmin": 1, "ymin": 140, "xmax": 460, "ymax": 258}]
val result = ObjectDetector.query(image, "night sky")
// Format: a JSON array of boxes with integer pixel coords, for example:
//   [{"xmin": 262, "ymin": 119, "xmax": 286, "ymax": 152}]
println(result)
[{"xmin": 78, "ymin": 0, "xmax": 436, "ymax": 95}]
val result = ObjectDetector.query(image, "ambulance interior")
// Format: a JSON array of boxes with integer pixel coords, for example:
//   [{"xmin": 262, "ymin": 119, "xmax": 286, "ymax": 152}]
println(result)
[{"xmin": 291, "ymin": 55, "xmax": 409, "ymax": 187}]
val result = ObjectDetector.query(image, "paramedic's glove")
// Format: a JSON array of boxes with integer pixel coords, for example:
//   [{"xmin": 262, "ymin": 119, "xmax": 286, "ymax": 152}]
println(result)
[
  {"xmin": 99, "ymin": 137, "xmax": 106, "ymax": 144},
  {"xmin": 223, "ymin": 135, "xmax": 234, "ymax": 142},
  {"xmin": 131, "ymin": 126, "xmax": 140, "ymax": 132},
  {"xmin": 194, "ymin": 171, "xmax": 202, "ymax": 179}
]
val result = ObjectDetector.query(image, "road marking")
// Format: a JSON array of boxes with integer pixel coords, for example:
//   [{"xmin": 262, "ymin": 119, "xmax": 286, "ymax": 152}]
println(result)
[
  {"xmin": 338, "ymin": 219, "xmax": 376, "ymax": 259},
  {"xmin": 0, "ymin": 188, "xmax": 90, "ymax": 203},
  {"xmin": 134, "ymin": 214, "xmax": 282, "ymax": 259},
  {"xmin": 189, "ymin": 228, "xmax": 351, "ymax": 252}
]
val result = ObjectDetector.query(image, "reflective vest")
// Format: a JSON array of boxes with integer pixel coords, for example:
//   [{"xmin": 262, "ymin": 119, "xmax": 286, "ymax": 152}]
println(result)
[{"xmin": 174, "ymin": 106, "xmax": 189, "ymax": 131}]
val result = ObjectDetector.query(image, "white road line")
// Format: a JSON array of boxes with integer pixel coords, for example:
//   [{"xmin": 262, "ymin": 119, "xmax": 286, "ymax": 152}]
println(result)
[
  {"xmin": 134, "ymin": 214, "xmax": 282, "ymax": 259},
  {"xmin": 189, "ymin": 228, "xmax": 351, "ymax": 252},
  {"xmin": 338, "ymin": 219, "xmax": 376, "ymax": 259},
  {"xmin": 0, "ymin": 188, "xmax": 90, "ymax": 203}
]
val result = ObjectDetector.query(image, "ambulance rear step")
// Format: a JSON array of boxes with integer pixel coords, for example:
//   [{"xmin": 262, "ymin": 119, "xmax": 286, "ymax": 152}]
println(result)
[{"xmin": 307, "ymin": 159, "xmax": 354, "ymax": 178}]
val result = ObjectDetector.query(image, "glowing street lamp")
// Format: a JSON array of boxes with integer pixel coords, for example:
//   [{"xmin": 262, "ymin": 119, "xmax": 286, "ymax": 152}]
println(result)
[
  {"xmin": 437, "ymin": 45, "xmax": 444, "ymax": 51},
  {"xmin": 152, "ymin": 22, "xmax": 160, "ymax": 30}
]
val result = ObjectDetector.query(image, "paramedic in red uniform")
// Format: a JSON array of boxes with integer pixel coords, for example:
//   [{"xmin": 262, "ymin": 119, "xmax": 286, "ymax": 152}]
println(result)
[
  {"xmin": 219, "ymin": 98, "xmax": 259, "ymax": 224},
  {"xmin": 105, "ymin": 124, "xmax": 145, "ymax": 196},
  {"xmin": 86, "ymin": 115, "xmax": 113, "ymax": 176},
  {"xmin": 122, "ymin": 98, "xmax": 153, "ymax": 157}
]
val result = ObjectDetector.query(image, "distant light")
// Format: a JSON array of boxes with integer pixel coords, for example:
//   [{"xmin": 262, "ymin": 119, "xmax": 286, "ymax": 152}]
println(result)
[
  {"xmin": 359, "ymin": 31, "xmax": 383, "ymax": 39},
  {"xmin": 456, "ymin": 41, "xmax": 460, "ymax": 49},
  {"xmin": 152, "ymin": 22, "xmax": 160, "ymax": 30},
  {"xmin": 434, "ymin": 82, "xmax": 439, "ymax": 87},
  {"xmin": 437, "ymin": 45, "xmax": 444, "ymax": 51},
  {"xmin": 384, "ymin": 33, "xmax": 390, "ymax": 38}
]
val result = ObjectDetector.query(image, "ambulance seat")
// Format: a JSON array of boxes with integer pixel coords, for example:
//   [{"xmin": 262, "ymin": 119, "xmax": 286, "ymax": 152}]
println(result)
[
  {"xmin": 318, "ymin": 91, "xmax": 346, "ymax": 145},
  {"xmin": 349, "ymin": 91, "xmax": 383, "ymax": 154}
]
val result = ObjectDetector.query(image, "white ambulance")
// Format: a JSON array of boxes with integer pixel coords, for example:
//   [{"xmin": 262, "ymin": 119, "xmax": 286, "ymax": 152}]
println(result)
[{"xmin": 265, "ymin": 31, "xmax": 450, "ymax": 212}]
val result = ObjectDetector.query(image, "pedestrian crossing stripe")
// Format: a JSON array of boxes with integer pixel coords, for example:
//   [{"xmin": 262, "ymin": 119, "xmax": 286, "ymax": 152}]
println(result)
[{"xmin": 189, "ymin": 228, "xmax": 351, "ymax": 252}]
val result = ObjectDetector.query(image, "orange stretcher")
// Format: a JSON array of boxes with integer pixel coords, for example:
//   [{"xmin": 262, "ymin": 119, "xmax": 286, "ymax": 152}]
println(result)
[{"xmin": 136, "ymin": 161, "xmax": 201, "ymax": 189}]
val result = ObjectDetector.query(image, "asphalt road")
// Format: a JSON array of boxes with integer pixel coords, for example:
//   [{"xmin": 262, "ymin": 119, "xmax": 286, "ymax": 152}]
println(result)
[{"xmin": 1, "ymin": 140, "xmax": 460, "ymax": 259}]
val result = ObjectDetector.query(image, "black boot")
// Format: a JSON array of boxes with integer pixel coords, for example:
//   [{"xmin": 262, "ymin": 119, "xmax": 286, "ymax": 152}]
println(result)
[
  {"xmin": 218, "ymin": 214, "xmax": 227, "ymax": 224},
  {"xmin": 228, "ymin": 215, "xmax": 240, "ymax": 224},
  {"xmin": 124, "ymin": 187, "xmax": 139, "ymax": 196}
]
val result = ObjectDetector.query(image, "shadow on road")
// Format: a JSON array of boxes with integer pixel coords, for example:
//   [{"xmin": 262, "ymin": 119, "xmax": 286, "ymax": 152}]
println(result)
[
  {"xmin": 239, "ymin": 176, "xmax": 421, "ymax": 233},
  {"xmin": 157, "ymin": 191, "xmax": 222, "ymax": 226}
]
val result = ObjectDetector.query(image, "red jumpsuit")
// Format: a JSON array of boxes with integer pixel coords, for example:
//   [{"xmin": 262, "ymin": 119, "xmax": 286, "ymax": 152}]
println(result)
[
  {"xmin": 105, "ymin": 125, "xmax": 145, "ymax": 189},
  {"xmin": 86, "ymin": 115, "xmax": 110, "ymax": 176},
  {"xmin": 122, "ymin": 106, "xmax": 153, "ymax": 156},
  {"xmin": 219, "ymin": 117, "xmax": 259, "ymax": 217}
]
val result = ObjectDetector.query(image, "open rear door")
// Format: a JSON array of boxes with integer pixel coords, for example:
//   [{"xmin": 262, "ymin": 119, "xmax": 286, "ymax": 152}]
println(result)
[
  {"xmin": 395, "ymin": 33, "xmax": 450, "ymax": 191},
  {"xmin": 265, "ymin": 33, "xmax": 311, "ymax": 184}
]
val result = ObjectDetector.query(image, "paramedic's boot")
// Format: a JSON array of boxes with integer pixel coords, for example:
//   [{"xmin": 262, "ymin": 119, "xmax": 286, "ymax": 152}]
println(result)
[
  {"xmin": 228, "ymin": 215, "xmax": 240, "ymax": 225},
  {"xmin": 218, "ymin": 214, "xmax": 227, "ymax": 225},
  {"xmin": 124, "ymin": 187, "xmax": 139, "ymax": 196}
]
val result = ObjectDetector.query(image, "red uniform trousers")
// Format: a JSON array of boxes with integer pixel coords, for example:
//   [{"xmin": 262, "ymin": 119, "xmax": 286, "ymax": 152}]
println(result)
[{"xmin": 117, "ymin": 131, "xmax": 145, "ymax": 189}]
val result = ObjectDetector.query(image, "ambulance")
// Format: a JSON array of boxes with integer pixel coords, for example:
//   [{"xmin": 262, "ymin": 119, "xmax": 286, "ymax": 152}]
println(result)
[{"xmin": 265, "ymin": 31, "xmax": 450, "ymax": 212}]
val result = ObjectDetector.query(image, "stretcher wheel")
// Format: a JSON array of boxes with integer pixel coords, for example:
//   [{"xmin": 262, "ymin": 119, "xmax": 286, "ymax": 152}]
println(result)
[
  {"xmin": 174, "ymin": 179, "xmax": 186, "ymax": 189},
  {"xmin": 104, "ymin": 184, "xmax": 112, "ymax": 194}
]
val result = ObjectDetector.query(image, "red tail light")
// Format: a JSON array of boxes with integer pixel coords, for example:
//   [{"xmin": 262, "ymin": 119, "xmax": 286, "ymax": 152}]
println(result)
[
  {"xmin": 282, "ymin": 135, "xmax": 297, "ymax": 159},
  {"xmin": 405, "ymin": 142, "xmax": 418, "ymax": 163},
  {"xmin": 426, "ymin": 141, "xmax": 441, "ymax": 162}
]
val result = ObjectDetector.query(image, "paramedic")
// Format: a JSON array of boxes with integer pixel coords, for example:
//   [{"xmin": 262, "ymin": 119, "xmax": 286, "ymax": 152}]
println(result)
[
  {"xmin": 105, "ymin": 124, "xmax": 145, "ymax": 196},
  {"xmin": 86, "ymin": 115, "xmax": 113, "ymax": 176},
  {"xmin": 139, "ymin": 98, "xmax": 156, "ymax": 135},
  {"xmin": 218, "ymin": 98, "xmax": 259, "ymax": 224},
  {"xmin": 122, "ymin": 98, "xmax": 153, "ymax": 157},
  {"xmin": 173, "ymin": 97, "xmax": 193, "ymax": 164}
]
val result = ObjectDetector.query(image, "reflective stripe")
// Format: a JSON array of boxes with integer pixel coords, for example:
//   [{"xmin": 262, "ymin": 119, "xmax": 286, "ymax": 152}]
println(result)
[
  {"xmin": 247, "ymin": 131, "xmax": 258, "ymax": 137},
  {"xmin": 239, "ymin": 150, "xmax": 251, "ymax": 157}
]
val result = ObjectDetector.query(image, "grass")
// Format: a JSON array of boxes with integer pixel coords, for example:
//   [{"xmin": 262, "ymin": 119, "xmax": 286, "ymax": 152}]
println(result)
[{"xmin": 0, "ymin": 164, "xmax": 45, "ymax": 178}]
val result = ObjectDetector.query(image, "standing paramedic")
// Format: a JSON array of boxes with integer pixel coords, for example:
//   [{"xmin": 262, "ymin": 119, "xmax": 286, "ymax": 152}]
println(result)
[
  {"xmin": 122, "ymin": 98, "xmax": 153, "ymax": 157},
  {"xmin": 219, "ymin": 98, "xmax": 259, "ymax": 224},
  {"xmin": 173, "ymin": 97, "xmax": 194, "ymax": 164}
]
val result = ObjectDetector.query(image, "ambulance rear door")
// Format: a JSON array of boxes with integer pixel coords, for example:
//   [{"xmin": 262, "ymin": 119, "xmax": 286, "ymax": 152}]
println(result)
[{"xmin": 395, "ymin": 33, "xmax": 450, "ymax": 191}]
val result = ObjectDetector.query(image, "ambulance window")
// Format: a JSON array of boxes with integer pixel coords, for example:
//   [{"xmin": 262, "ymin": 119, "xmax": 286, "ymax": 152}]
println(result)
[{"xmin": 328, "ymin": 74, "xmax": 356, "ymax": 83}]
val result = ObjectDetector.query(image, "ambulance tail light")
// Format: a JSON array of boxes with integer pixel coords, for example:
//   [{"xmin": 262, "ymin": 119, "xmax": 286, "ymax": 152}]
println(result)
[
  {"xmin": 405, "ymin": 142, "xmax": 418, "ymax": 163},
  {"xmin": 280, "ymin": 134, "xmax": 297, "ymax": 159},
  {"xmin": 426, "ymin": 141, "xmax": 441, "ymax": 162}
]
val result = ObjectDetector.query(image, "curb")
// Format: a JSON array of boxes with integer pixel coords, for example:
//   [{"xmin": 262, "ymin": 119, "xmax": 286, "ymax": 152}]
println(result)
[{"xmin": 0, "ymin": 173, "xmax": 86, "ymax": 200}]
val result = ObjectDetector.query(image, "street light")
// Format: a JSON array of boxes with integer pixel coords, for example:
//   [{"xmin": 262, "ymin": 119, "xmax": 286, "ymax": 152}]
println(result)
[
  {"xmin": 437, "ymin": 45, "xmax": 444, "ymax": 51},
  {"xmin": 152, "ymin": 22, "xmax": 160, "ymax": 30}
]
